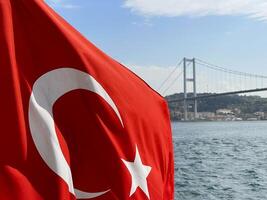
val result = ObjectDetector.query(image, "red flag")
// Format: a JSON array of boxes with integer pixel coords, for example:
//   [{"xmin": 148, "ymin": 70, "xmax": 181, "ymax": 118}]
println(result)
[{"xmin": 0, "ymin": 0, "xmax": 174, "ymax": 199}]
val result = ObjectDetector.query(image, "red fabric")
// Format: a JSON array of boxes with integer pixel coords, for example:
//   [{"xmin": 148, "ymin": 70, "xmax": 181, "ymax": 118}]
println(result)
[{"xmin": 0, "ymin": 0, "xmax": 174, "ymax": 199}]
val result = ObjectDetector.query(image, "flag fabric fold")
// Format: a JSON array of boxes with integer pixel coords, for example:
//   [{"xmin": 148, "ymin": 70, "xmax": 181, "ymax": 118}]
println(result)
[{"xmin": 0, "ymin": 0, "xmax": 174, "ymax": 199}]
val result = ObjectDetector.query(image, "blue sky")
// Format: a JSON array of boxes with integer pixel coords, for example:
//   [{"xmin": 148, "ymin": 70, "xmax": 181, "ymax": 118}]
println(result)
[{"xmin": 46, "ymin": 0, "xmax": 267, "ymax": 96}]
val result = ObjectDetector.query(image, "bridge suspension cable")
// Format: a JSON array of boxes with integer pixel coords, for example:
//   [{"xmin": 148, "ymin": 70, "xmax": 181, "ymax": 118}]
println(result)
[
  {"xmin": 161, "ymin": 60, "xmax": 193, "ymax": 95},
  {"xmin": 158, "ymin": 59, "xmax": 183, "ymax": 92},
  {"xmin": 162, "ymin": 69, "xmax": 184, "ymax": 95},
  {"xmin": 195, "ymin": 58, "xmax": 267, "ymax": 79}
]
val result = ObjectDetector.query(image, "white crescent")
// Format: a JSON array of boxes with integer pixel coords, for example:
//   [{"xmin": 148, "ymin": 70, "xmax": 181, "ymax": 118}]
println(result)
[{"xmin": 28, "ymin": 68, "xmax": 123, "ymax": 199}]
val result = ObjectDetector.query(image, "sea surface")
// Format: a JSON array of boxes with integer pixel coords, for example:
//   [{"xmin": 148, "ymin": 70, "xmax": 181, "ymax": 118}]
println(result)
[{"xmin": 173, "ymin": 121, "xmax": 267, "ymax": 200}]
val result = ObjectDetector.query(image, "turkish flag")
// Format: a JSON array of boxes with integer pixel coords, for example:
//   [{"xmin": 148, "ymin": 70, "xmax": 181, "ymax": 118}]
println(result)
[{"xmin": 0, "ymin": 0, "xmax": 174, "ymax": 200}]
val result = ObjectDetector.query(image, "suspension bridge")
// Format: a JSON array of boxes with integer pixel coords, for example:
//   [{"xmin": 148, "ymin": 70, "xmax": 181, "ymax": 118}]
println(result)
[{"xmin": 158, "ymin": 58, "xmax": 267, "ymax": 121}]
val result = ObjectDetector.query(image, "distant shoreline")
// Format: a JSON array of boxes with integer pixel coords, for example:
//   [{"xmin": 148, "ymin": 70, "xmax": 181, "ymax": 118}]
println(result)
[{"xmin": 171, "ymin": 119, "xmax": 267, "ymax": 122}]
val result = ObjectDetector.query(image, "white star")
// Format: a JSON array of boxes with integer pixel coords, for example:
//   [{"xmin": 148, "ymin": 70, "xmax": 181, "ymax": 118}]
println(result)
[{"xmin": 121, "ymin": 145, "xmax": 152, "ymax": 199}]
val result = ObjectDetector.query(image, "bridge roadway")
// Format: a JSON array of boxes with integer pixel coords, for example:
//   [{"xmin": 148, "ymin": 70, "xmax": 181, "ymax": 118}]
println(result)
[{"xmin": 167, "ymin": 88, "xmax": 267, "ymax": 103}]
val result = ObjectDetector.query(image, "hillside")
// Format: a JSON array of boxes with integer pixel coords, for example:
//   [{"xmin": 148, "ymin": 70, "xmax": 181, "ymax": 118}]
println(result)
[{"xmin": 165, "ymin": 93, "xmax": 267, "ymax": 120}]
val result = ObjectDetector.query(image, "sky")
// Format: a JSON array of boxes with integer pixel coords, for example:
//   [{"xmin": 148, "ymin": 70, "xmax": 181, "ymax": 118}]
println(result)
[{"xmin": 46, "ymin": 0, "xmax": 267, "ymax": 96}]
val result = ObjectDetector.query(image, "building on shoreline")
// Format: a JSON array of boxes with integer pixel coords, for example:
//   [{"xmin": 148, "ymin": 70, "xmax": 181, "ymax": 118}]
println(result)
[{"xmin": 170, "ymin": 108, "xmax": 267, "ymax": 121}]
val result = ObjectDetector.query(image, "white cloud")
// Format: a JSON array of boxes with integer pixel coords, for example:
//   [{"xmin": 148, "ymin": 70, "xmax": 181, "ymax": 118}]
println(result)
[{"xmin": 124, "ymin": 0, "xmax": 267, "ymax": 21}]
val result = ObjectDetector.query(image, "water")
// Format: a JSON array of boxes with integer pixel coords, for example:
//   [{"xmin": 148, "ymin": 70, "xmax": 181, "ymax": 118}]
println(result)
[{"xmin": 173, "ymin": 121, "xmax": 267, "ymax": 200}]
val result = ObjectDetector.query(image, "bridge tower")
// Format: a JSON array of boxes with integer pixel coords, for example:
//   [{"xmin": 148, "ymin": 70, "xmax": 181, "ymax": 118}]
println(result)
[{"xmin": 183, "ymin": 57, "xmax": 197, "ymax": 121}]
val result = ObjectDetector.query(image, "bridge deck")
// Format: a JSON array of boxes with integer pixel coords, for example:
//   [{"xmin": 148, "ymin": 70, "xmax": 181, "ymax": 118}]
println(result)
[{"xmin": 167, "ymin": 88, "xmax": 267, "ymax": 103}]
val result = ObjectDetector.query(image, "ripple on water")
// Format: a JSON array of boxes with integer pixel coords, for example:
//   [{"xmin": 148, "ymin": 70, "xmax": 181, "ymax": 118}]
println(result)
[{"xmin": 173, "ymin": 121, "xmax": 267, "ymax": 200}]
